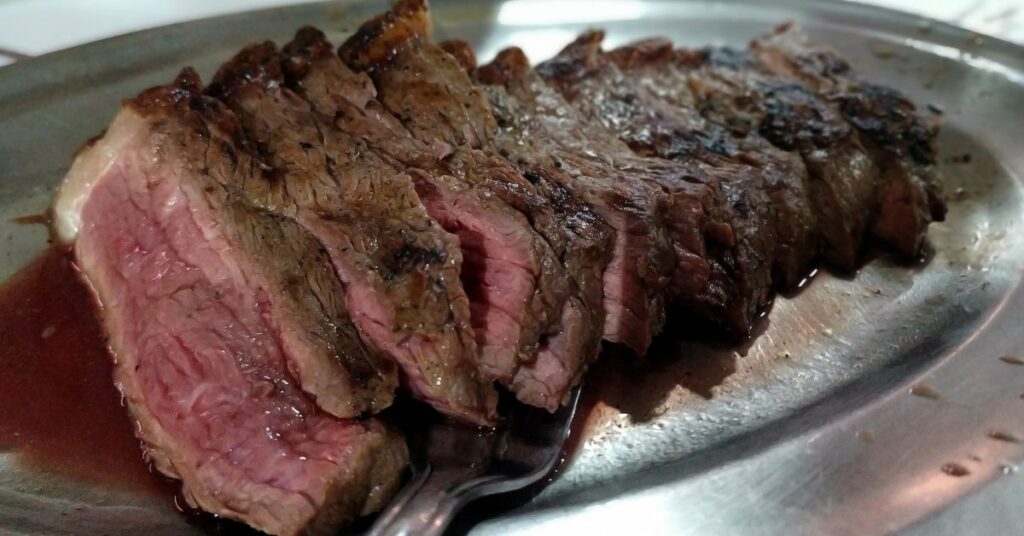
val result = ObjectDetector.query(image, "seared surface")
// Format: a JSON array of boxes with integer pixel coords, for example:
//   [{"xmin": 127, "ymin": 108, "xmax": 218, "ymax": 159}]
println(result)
[
  {"xmin": 340, "ymin": 0, "xmax": 613, "ymax": 410},
  {"xmin": 475, "ymin": 46, "xmax": 675, "ymax": 354},
  {"xmin": 674, "ymin": 45, "xmax": 878, "ymax": 270},
  {"xmin": 54, "ymin": 70, "xmax": 407, "ymax": 536},
  {"xmin": 605, "ymin": 38, "xmax": 819, "ymax": 289},
  {"xmin": 208, "ymin": 42, "xmax": 496, "ymax": 425},
  {"xmin": 751, "ymin": 23, "xmax": 946, "ymax": 257},
  {"xmin": 286, "ymin": 27, "xmax": 554, "ymax": 393},
  {"xmin": 538, "ymin": 31, "xmax": 770, "ymax": 334}
]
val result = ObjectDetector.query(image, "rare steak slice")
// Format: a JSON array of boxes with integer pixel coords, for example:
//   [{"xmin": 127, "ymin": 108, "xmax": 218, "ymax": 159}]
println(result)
[
  {"xmin": 208, "ymin": 42, "xmax": 497, "ymax": 425},
  {"xmin": 51, "ymin": 70, "xmax": 407, "ymax": 536},
  {"xmin": 604, "ymin": 38, "xmax": 820, "ymax": 289},
  {"xmin": 539, "ymin": 31, "xmax": 771, "ymax": 333},
  {"xmin": 340, "ymin": 0, "xmax": 613, "ymax": 410},
  {"xmin": 675, "ymin": 45, "xmax": 878, "ymax": 270},
  {"xmin": 283, "ymin": 27, "xmax": 555, "ymax": 392},
  {"xmin": 751, "ymin": 23, "xmax": 946, "ymax": 257},
  {"xmin": 474, "ymin": 45, "xmax": 676, "ymax": 355}
]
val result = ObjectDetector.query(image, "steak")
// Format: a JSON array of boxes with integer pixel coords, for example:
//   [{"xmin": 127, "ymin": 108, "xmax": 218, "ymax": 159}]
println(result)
[
  {"xmin": 50, "ymin": 71, "xmax": 407, "ymax": 536},
  {"xmin": 538, "ymin": 31, "xmax": 773, "ymax": 333},
  {"xmin": 473, "ymin": 45, "xmax": 676, "ymax": 354},
  {"xmin": 340, "ymin": 0, "xmax": 614, "ymax": 410},
  {"xmin": 750, "ymin": 23, "xmax": 946, "ymax": 256},
  {"xmin": 207, "ymin": 42, "xmax": 497, "ymax": 425},
  {"xmin": 604, "ymin": 38, "xmax": 820, "ymax": 289},
  {"xmin": 674, "ymin": 45, "xmax": 879, "ymax": 269},
  {"xmin": 280, "ymin": 28, "xmax": 552, "ymax": 395}
]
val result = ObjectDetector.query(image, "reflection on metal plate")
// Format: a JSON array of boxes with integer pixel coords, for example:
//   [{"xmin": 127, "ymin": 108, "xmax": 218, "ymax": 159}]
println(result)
[{"xmin": 0, "ymin": 1, "xmax": 1022, "ymax": 535}]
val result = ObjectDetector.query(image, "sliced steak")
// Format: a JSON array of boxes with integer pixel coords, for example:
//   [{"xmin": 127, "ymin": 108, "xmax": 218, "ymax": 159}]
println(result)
[
  {"xmin": 280, "ymin": 28, "xmax": 550, "ymax": 394},
  {"xmin": 605, "ymin": 38, "xmax": 819, "ymax": 289},
  {"xmin": 207, "ymin": 42, "xmax": 497, "ymax": 424},
  {"xmin": 51, "ymin": 70, "xmax": 407, "ymax": 536},
  {"xmin": 340, "ymin": 1, "xmax": 613, "ymax": 410},
  {"xmin": 674, "ymin": 46, "xmax": 878, "ymax": 270},
  {"xmin": 751, "ymin": 23, "xmax": 946, "ymax": 256},
  {"xmin": 473, "ymin": 45, "xmax": 676, "ymax": 354},
  {"xmin": 538, "ymin": 31, "xmax": 771, "ymax": 333}
]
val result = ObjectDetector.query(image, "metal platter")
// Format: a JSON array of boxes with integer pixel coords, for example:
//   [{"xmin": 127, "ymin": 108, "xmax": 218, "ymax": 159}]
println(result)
[{"xmin": 1, "ymin": 1, "xmax": 1023, "ymax": 534}]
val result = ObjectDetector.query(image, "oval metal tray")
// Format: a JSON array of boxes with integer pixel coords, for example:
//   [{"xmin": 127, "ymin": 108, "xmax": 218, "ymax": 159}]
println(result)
[{"xmin": 1, "ymin": 1, "xmax": 1022, "ymax": 534}]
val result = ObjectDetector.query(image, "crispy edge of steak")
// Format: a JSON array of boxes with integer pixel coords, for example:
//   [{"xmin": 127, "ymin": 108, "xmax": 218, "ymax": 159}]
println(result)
[
  {"xmin": 52, "ymin": 69, "xmax": 408, "ymax": 536},
  {"xmin": 340, "ymin": 2, "xmax": 613, "ymax": 409},
  {"xmin": 473, "ymin": 45, "xmax": 675, "ymax": 354},
  {"xmin": 751, "ymin": 23, "xmax": 945, "ymax": 256},
  {"xmin": 538, "ymin": 30, "xmax": 769, "ymax": 333},
  {"xmin": 208, "ymin": 42, "xmax": 497, "ymax": 424},
  {"xmin": 604, "ymin": 38, "xmax": 820, "ymax": 289},
  {"xmin": 674, "ymin": 45, "xmax": 879, "ymax": 271},
  {"xmin": 284, "ymin": 26, "xmax": 550, "ymax": 389}
]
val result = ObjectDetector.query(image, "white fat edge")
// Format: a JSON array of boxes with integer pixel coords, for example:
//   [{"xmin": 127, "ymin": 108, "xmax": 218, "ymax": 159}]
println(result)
[{"xmin": 52, "ymin": 110, "xmax": 146, "ymax": 243}]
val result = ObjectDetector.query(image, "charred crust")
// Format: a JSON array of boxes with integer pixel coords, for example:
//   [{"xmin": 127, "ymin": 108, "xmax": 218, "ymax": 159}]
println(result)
[
  {"xmin": 474, "ymin": 47, "xmax": 530, "ymax": 86},
  {"xmin": 835, "ymin": 82, "xmax": 936, "ymax": 166},
  {"xmin": 438, "ymin": 39, "xmax": 477, "ymax": 71},
  {"xmin": 384, "ymin": 243, "xmax": 445, "ymax": 279},
  {"xmin": 207, "ymin": 41, "xmax": 284, "ymax": 99},
  {"xmin": 338, "ymin": 0, "xmax": 431, "ymax": 71},
  {"xmin": 281, "ymin": 26, "xmax": 335, "ymax": 82},
  {"xmin": 604, "ymin": 38, "xmax": 674, "ymax": 69}
]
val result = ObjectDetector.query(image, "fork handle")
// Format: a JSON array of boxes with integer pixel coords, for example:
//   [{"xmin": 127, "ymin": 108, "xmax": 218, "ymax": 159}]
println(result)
[{"xmin": 369, "ymin": 464, "xmax": 501, "ymax": 536}]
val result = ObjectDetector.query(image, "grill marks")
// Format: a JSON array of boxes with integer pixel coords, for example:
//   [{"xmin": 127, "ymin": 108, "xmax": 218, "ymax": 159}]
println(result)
[
  {"xmin": 750, "ymin": 23, "xmax": 946, "ymax": 257},
  {"xmin": 538, "ymin": 31, "xmax": 771, "ymax": 333},
  {"xmin": 208, "ymin": 41, "xmax": 497, "ymax": 425}
]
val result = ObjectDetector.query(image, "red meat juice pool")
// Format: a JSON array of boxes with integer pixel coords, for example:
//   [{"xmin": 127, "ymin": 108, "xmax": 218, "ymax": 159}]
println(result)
[{"xmin": 0, "ymin": 246, "xmax": 244, "ymax": 527}]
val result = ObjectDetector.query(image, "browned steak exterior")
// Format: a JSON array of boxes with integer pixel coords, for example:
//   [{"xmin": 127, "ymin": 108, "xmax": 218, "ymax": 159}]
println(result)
[
  {"xmin": 280, "ymin": 27, "xmax": 551, "ymax": 400},
  {"xmin": 751, "ymin": 23, "xmax": 945, "ymax": 257},
  {"xmin": 54, "ymin": 70, "xmax": 408, "ymax": 536},
  {"xmin": 474, "ymin": 46, "xmax": 676, "ymax": 354},
  {"xmin": 207, "ymin": 42, "xmax": 497, "ymax": 424},
  {"xmin": 340, "ymin": 0, "xmax": 612, "ymax": 410},
  {"xmin": 539, "ymin": 31, "xmax": 771, "ymax": 333},
  {"xmin": 674, "ymin": 45, "xmax": 879, "ymax": 270},
  {"xmin": 604, "ymin": 39, "xmax": 819, "ymax": 290}
]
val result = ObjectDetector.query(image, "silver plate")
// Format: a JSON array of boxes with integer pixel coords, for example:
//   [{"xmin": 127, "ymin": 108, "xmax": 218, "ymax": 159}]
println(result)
[{"xmin": 1, "ymin": 1, "xmax": 1023, "ymax": 535}]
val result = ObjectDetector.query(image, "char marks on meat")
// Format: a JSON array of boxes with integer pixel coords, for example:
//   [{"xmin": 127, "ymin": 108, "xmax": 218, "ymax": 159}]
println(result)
[
  {"xmin": 674, "ymin": 45, "xmax": 878, "ymax": 269},
  {"xmin": 604, "ymin": 38, "xmax": 819, "ymax": 290},
  {"xmin": 207, "ymin": 41, "xmax": 497, "ymax": 425},
  {"xmin": 340, "ymin": 0, "xmax": 614, "ymax": 409},
  {"xmin": 474, "ymin": 46, "xmax": 676, "ymax": 354},
  {"xmin": 538, "ymin": 31, "xmax": 773, "ymax": 334},
  {"xmin": 750, "ymin": 23, "xmax": 946, "ymax": 257},
  {"xmin": 51, "ymin": 70, "xmax": 408, "ymax": 536}
]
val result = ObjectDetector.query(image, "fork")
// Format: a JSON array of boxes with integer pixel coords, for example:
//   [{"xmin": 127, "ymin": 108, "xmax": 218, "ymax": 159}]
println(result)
[{"xmin": 368, "ymin": 387, "xmax": 582, "ymax": 536}]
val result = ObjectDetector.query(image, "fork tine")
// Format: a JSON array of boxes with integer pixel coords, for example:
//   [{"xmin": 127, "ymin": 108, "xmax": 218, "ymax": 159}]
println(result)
[{"xmin": 369, "ymin": 387, "xmax": 583, "ymax": 536}]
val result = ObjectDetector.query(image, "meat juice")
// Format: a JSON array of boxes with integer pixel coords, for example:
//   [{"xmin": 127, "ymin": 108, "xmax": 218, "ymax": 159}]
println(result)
[{"xmin": 0, "ymin": 246, "xmax": 168, "ymax": 495}]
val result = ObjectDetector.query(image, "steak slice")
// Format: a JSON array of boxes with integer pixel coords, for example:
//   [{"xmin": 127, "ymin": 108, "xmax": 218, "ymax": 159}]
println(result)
[
  {"xmin": 339, "ymin": 1, "xmax": 613, "ymax": 410},
  {"xmin": 50, "ymin": 70, "xmax": 407, "ymax": 536},
  {"xmin": 208, "ymin": 43, "xmax": 497, "ymax": 424},
  {"xmin": 473, "ymin": 45, "xmax": 676, "ymax": 354},
  {"xmin": 674, "ymin": 45, "xmax": 879, "ymax": 270},
  {"xmin": 604, "ymin": 38, "xmax": 819, "ymax": 289},
  {"xmin": 280, "ymin": 28, "xmax": 549, "ymax": 393},
  {"xmin": 538, "ymin": 31, "xmax": 772, "ymax": 333},
  {"xmin": 751, "ymin": 23, "xmax": 946, "ymax": 256}
]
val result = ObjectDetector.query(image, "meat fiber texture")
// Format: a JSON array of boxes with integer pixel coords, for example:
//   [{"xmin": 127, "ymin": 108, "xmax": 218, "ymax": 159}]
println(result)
[
  {"xmin": 52, "ymin": 71, "xmax": 407, "ymax": 535},
  {"xmin": 47, "ymin": 0, "xmax": 946, "ymax": 533}
]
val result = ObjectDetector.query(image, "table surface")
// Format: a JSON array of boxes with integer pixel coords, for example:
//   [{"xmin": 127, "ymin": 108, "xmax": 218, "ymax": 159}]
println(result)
[{"xmin": 0, "ymin": 0, "xmax": 1021, "ymax": 68}]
